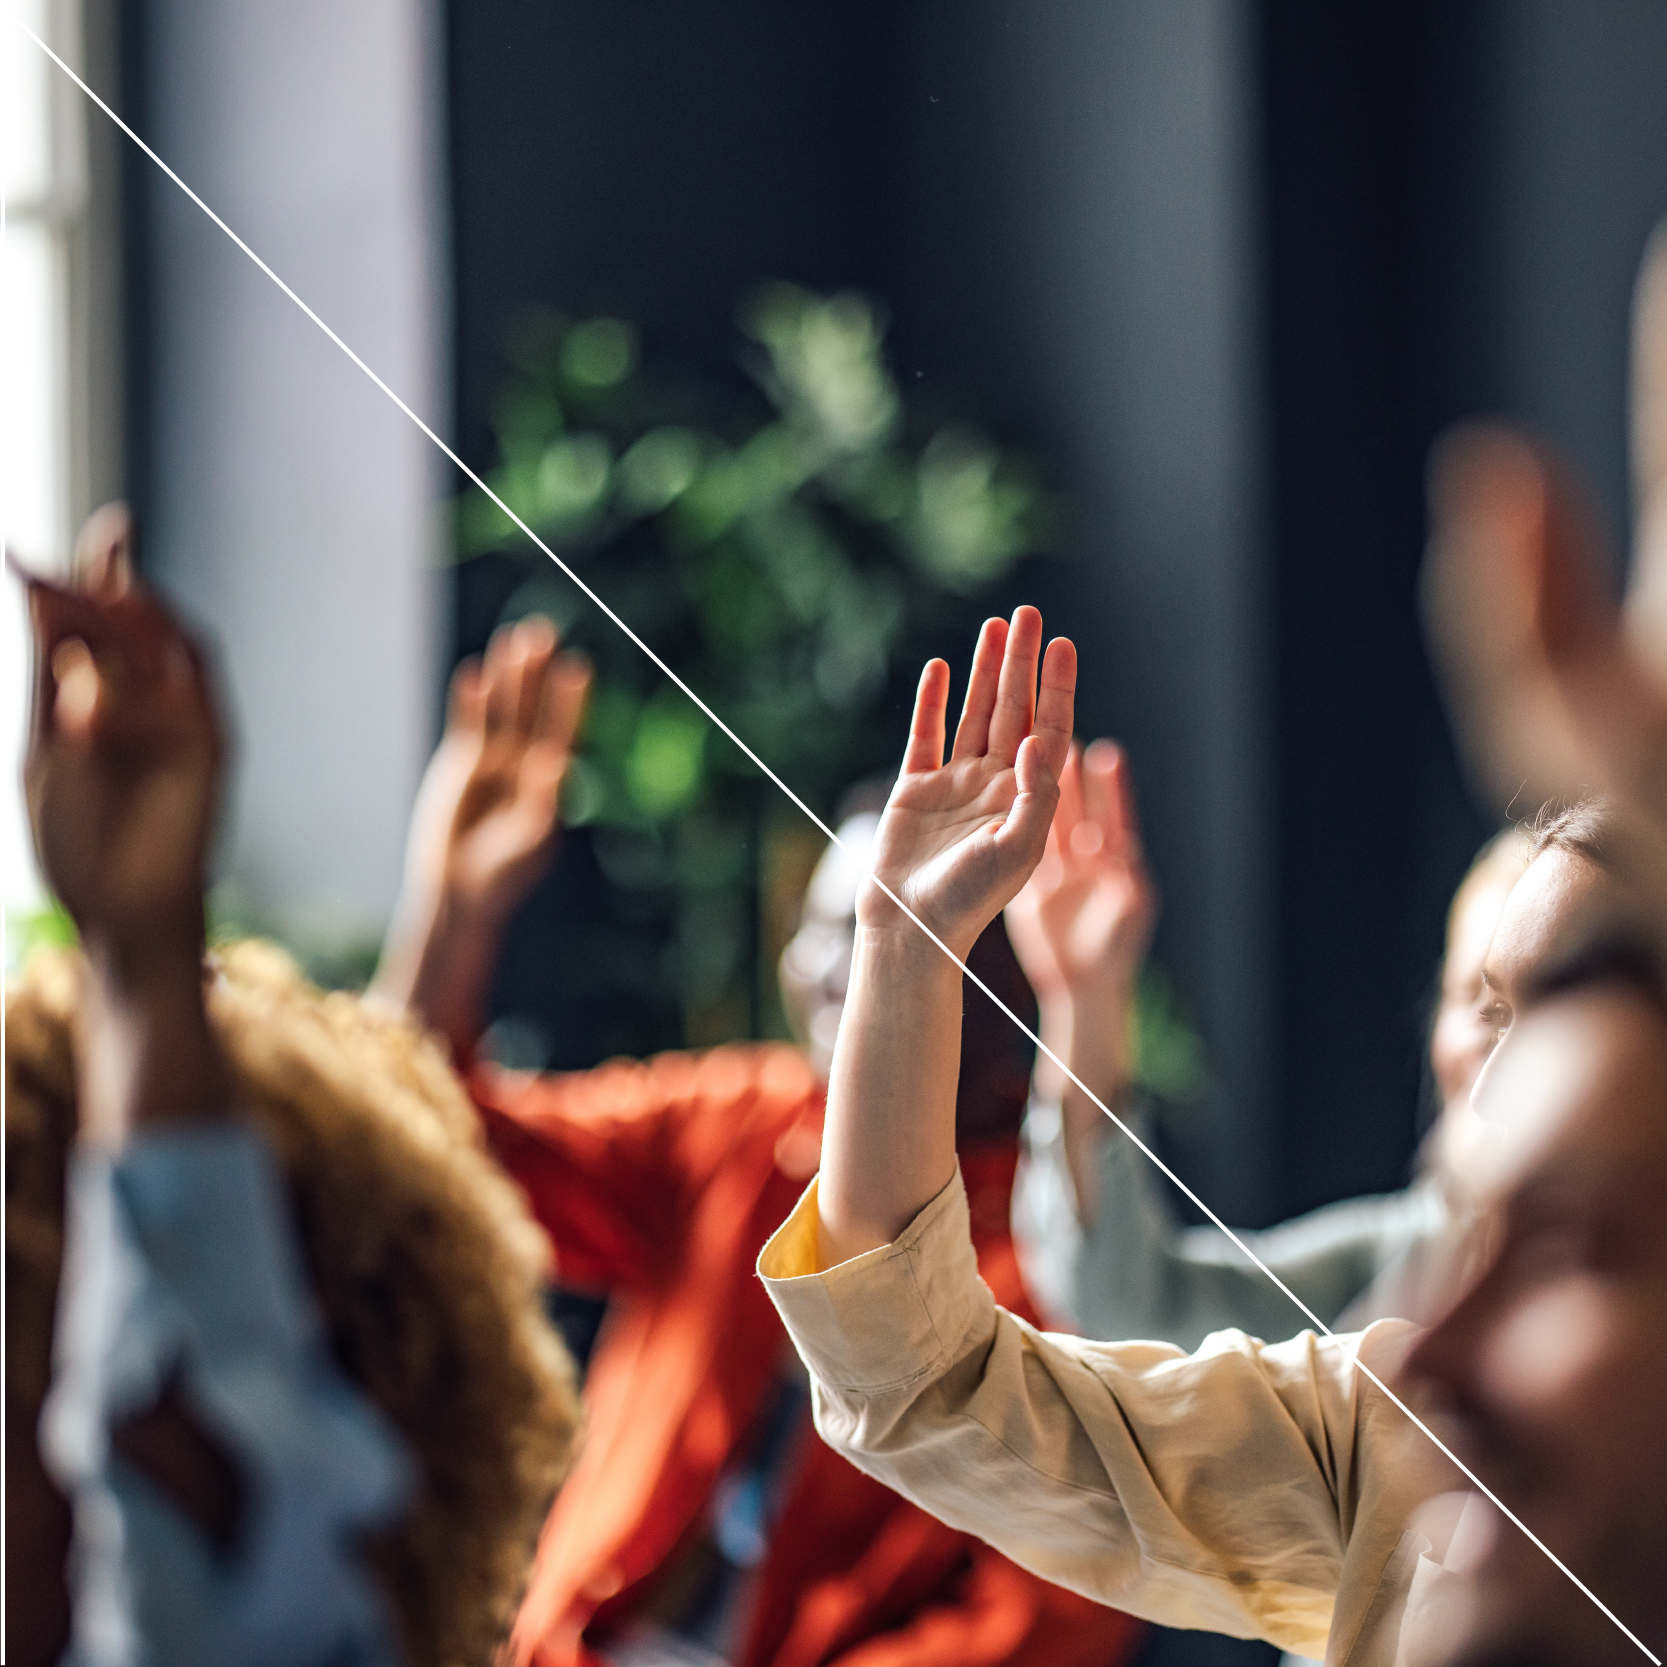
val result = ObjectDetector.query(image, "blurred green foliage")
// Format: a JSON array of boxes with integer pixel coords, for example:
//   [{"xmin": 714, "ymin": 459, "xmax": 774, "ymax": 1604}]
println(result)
[
  {"xmin": 6, "ymin": 894, "xmax": 379, "ymax": 993},
  {"xmin": 460, "ymin": 285, "xmax": 1060, "ymax": 1040},
  {"xmin": 1129, "ymin": 969, "xmax": 1213, "ymax": 1108},
  {"xmin": 9, "ymin": 285, "xmax": 1209, "ymax": 1096}
]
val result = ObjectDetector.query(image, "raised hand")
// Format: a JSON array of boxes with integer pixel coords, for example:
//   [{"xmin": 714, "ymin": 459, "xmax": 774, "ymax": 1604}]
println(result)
[
  {"xmin": 373, "ymin": 618, "xmax": 590, "ymax": 1055},
  {"xmin": 861, "ymin": 607, "xmax": 1077, "ymax": 960},
  {"xmin": 1005, "ymin": 738, "xmax": 1157, "ymax": 1011},
  {"xmin": 815, "ymin": 608, "xmax": 1075, "ymax": 1264},
  {"xmin": 405, "ymin": 618, "xmax": 591, "ymax": 928},
  {"xmin": 19, "ymin": 533, "xmax": 222, "ymax": 955},
  {"xmin": 1422, "ymin": 222, "xmax": 1667, "ymax": 923},
  {"xmin": 14, "ymin": 506, "xmax": 228, "ymax": 1143}
]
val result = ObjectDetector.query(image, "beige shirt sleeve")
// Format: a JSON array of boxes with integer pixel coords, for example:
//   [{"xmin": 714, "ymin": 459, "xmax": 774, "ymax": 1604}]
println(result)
[{"xmin": 759, "ymin": 1166, "xmax": 1456, "ymax": 1665}]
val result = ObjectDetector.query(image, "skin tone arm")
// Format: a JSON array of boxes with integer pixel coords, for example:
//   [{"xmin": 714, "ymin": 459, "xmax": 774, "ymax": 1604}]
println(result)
[
  {"xmin": 1424, "ymin": 222, "xmax": 1667, "ymax": 922},
  {"xmin": 370, "ymin": 620, "xmax": 590, "ymax": 1057},
  {"xmin": 17, "ymin": 515, "xmax": 240, "ymax": 1545},
  {"xmin": 20, "ymin": 517, "xmax": 228, "ymax": 1144},
  {"xmin": 816, "ymin": 606, "xmax": 1076, "ymax": 1269},
  {"xmin": 1005, "ymin": 739, "xmax": 1158, "ymax": 1226}
]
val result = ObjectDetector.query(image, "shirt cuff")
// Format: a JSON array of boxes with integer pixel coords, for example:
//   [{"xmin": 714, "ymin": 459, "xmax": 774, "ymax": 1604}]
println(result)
[{"xmin": 758, "ymin": 1164, "xmax": 993, "ymax": 1394}]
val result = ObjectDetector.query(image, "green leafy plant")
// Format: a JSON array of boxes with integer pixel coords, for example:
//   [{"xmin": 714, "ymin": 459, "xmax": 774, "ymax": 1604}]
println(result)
[
  {"xmin": 460, "ymin": 285, "xmax": 1060, "ymax": 1043},
  {"xmin": 6, "ymin": 893, "xmax": 379, "ymax": 992}
]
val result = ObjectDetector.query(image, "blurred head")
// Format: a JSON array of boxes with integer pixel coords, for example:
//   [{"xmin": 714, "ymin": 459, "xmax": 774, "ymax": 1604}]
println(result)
[
  {"xmin": 779, "ymin": 811, "xmax": 879, "ymax": 1079},
  {"xmin": 1433, "ymin": 805, "xmax": 1617, "ymax": 1186},
  {"xmin": 1405, "ymin": 939, "xmax": 1667, "ymax": 1666},
  {"xmin": 1475, "ymin": 803, "xmax": 1618, "ymax": 1057},
  {"xmin": 780, "ymin": 807, "xmax": 1036, "ymax": 1139},
  {"xmin": 1429, "ymin": 830, "xmax": 1532, "ymax": 1111}
]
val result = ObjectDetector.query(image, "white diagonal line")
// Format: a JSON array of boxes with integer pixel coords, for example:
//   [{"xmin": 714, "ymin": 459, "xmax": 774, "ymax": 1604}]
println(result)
[{"xmin": 18, "ymin": 24, "xmax": 1660, "ymax": 1664}]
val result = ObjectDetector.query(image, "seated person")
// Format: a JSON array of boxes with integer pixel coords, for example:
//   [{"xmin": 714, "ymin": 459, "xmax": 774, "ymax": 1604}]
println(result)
[
  {"xmin": 5, "ymin": 529, "xmax": 578, "ymax": 1667},
  {"xmin": 756, "ymin": 603, "xmax": 1667, "ymax": 1666},
  {"xmin": 371, "ymin": 624, "xmax": 1146, "ymax": 1667},
  {"xmin": 1005, "ymin": 733, "xmax": 1527, "ymax": 1344}
]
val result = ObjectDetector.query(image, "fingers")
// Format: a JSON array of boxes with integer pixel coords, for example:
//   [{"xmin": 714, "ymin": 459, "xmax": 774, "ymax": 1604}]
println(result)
[
  {"xmin": 49, "ymin": 639, "xmax": 102, "ymax": 742},
  {"xmin": 986, "ymin": 606, "xmax": 1044, "ymax": 763},
  {"xmin": 1628, "ymin": 219, "xmax": 1667, "ymax": 674},
  {"xmin": 1051, "ymin": 741, "xmax": 1085, "ymax": 858},
  {"xmin": 447, "ymin": 655, "xmax": 486, "ymax": 734},
  {"xmin": 903, "ymin": 659, "xmax": 951, "ymax": 774},
  {"xmin": 538, "ymin": 650, "xmax": 592, "ymax": 753},
  {"xmin": 28, "ymin": 575, "xmax": 118, "ymax": 753},
  {"xmin": 950, "ymin": 617, "xmax": 1008, "ymax": 760},
  {"xmin": 27, "ymin": 579, "xmax": 153, "ymax": 726},
  {"xmin": 25, "ymin": 570, "xmax": 218, "ymax": 759},
  {"xmin": 1000, "ymin": 733, "xmax": 1065, "ymax": 869},
  {"xmin": 482, "ymin": 624, "xmax": 521, "ymax": 736},
  {"xmin": 514, "ymin": 617, "xmax": 557, "ymax": 731},
  {"xmin": 994, "ymin": 636, "xmax": 1075, "ymax": 869},
  {"xmin": 1429, "ymin": 423, "xmax": 1614, "ymax": 669},
  {"xmin": 1632, "ymin": 219, "xmax": 1667, "ymax": 529},
  {"xmin": 1081, "ymin": 738, "xmax": 1142, "ymax": 864},
  {"xmin": 72, "ymin": 502, "xmax": 134, "ymax": 598},
  {"xmin": 481, "ymin": 617, "xmax": 564, "ymax": 739},
  {"xmin": 1424, "ymin": 423, "xmax": 1623, "ymax": 808},
  {"xmin": 1028, "ymin": 633, "xmax": 1076, "ymax": 781}
]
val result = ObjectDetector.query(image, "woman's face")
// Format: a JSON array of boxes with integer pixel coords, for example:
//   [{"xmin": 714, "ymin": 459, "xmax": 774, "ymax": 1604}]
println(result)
[
  {"xmin": 1433, "ymin": 846, "xmax": 1614, "ymax": 1187},
  {"xmin": 1430, "ymin": 870, "xmax": 1521, "ymax": 1112}
]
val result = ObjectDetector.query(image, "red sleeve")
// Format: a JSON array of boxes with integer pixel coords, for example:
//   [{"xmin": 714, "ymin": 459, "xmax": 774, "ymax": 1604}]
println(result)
[{"xmin": 470, "ymin": 1045, "xmax": 820, "ymax": 1292}]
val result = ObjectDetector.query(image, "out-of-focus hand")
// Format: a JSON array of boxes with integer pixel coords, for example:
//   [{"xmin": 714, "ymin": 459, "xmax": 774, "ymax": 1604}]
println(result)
[
  {"xmin": 861, "ymin": 607, "xmax": 1076, "ymax": 962},
  {"xmin": 20, "ymin": 519, "xmax": 222, "ymax": 959},
  {"xmin": 14, "ymin": 504, "xmax": 228, "ymax": 1143},
  {"xmin": 373, "ymin": 617, "xmax": 589, "ymax": 1056},
  {"xmin": 404, "ymin": 618, "xmax": 591, "ymax": 929},
  {"xmin": 1005, "ymin": 738, "xmax": 1158, "ymax": 1010},
  {"xmin": 1422, "ymin": 223, "xmax": 1667, "ymax": 916}
]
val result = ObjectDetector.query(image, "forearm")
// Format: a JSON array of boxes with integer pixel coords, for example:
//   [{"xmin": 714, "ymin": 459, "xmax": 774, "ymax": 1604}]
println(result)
[
  {"xmin": 79, "ymin": 930, "xmax": 226, "ymax": 1149},
  {"xmin": 1057, "ymin": 977, "xmax": 1134, "ymax": 1227},
  {"xmin": 815, "ymin": 923, "xmax": 964, "ymax": 1268},
  {"xmin": 370, "ymin": 885, "xmax": 501, "ymax": 1059}
]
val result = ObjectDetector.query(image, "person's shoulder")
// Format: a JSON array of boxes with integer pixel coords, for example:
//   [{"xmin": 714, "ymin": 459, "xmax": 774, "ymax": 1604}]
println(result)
[{"xmin": 472, "ymin": 1040, "xmax": 822, "ymax": 1126}]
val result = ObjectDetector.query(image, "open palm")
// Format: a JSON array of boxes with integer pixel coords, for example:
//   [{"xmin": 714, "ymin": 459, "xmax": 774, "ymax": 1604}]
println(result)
[
  {"xmin": 862, "ymin": 607, "xmax": 1076, "ymax": 960},
  {"xmin": 405, "ymin": 620, "xmax": 591, "ymax": 925},
  {"xmin": 1005, "ymin": 738, "xmax": 1157, "ymax": 1008}
]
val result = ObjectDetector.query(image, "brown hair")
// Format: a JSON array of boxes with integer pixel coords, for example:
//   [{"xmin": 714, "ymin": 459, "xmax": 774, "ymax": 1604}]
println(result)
[
  {"xmin": 5, "ymin": 941, "xmax": 580, "ymax": 1667},
  {"xmin": 1528, "ymin": 796, "xmax": 1615, "ymax": 867}
]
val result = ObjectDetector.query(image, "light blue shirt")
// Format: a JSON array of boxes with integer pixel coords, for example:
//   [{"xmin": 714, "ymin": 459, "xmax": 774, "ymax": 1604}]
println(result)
[
  {"xmin": 40, "ymin": 1124, "xmax": 412, "ymax": 1667},
  {"xmin": 1012, "ymin": 1096, "xmax": 1447, "ymax": 1348}
]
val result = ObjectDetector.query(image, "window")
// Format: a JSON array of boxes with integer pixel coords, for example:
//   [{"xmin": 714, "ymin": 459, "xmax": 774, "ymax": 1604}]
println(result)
[{"xmin": 3, "ymin": 0, "xmax": 117, "ymax": 940}]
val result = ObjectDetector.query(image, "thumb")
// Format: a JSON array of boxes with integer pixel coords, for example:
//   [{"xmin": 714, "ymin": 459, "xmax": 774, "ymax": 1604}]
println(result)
[{"xmin": 1000, "ymin": 734, "xmax": 1063, "ymax": 869}]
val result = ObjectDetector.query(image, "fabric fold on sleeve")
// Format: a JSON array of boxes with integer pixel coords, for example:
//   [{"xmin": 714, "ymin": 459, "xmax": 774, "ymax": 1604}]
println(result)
[
  {"xmin": 759, "ymin": 1167, "xmax": 990, "ymax": 1394},
  {"xmin": 758, "ymin": 1158, "xmax": 1457, "ymax": 1665}
]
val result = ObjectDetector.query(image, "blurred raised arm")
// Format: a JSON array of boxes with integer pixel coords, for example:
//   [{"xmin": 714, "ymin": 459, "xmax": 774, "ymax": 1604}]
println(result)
[
  {"xmin": 19, "ymin": 530, "xmax": 227, "ymax": 1145},
  {"xmin": 371, "ymin": 618, "xmax": 590, "ymax": 1057},
  {"xmin": 1005, "ymin": 737, "xmax": 1157, "ymax": 1224},
  {"xmin": 1422, "ymin": 222, "xmax": 1667, "ymax": 925}
]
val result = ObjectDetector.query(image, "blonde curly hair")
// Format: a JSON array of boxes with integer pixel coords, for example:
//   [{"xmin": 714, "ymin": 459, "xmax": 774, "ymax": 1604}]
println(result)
[{"xmin": 5, "ymin": 940, "xmax": 580, "ymax": 1667}]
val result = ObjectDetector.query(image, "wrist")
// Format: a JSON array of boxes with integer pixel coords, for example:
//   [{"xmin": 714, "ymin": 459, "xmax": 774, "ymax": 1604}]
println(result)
[
  {"xmin": 853, "ymin": 917, "xmax": 971, "ymax": 985},
  {"xmin": 373, "ymin": 882, "xmax": 499, "ymax": 1055},
  {"xmin": 82, "ymin": 919, "xmax": 208, "ymax": 1008},
  {"xmin": 78, "ymin": 940, "xmax": 226, "ymax": 1147}
]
